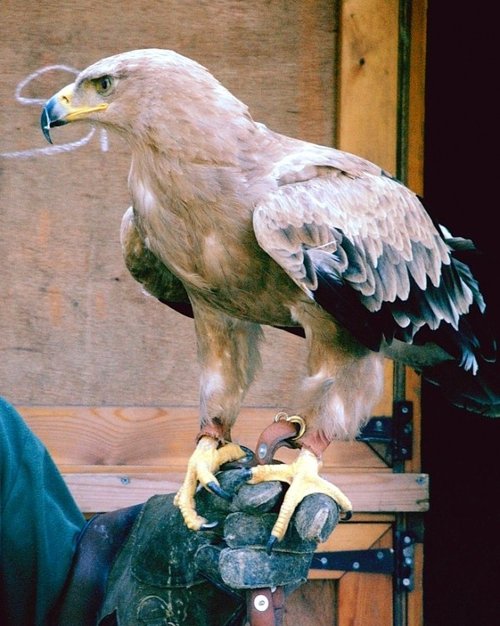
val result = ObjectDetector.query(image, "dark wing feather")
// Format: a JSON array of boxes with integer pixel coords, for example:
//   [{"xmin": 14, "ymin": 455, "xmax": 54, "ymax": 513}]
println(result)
[
  {"xmin": 120, "ymin": 206, "xmax": 194, "ymax": 318},
  {"xmin": 253, "ymin": 162, "xmax": 490, "ymax": 374}
]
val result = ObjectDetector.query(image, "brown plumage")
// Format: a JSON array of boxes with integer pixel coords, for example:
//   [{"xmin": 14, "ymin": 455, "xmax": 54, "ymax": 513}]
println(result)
[{"xmin": 41, "ymin": 49, "xmax": 499, "ymax": 540}]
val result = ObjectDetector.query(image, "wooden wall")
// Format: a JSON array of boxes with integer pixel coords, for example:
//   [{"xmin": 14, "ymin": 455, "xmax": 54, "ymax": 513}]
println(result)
[
  {"xmin": 1, "ymin": 0, "xmax": 341, "ymax": 409},
  {"xmin": 0, "ymin": 0, "xmax": 413, "ymax": 415}
]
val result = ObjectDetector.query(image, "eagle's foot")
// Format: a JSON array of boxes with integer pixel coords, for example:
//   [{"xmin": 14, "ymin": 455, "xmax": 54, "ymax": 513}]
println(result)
[
  {"xmin": 248, "ymin": 448, "xmax": 352, "ymax": 546},
  {"xmin": 174, "ymin": 436, "xmax": 246, "ymax": 530}
]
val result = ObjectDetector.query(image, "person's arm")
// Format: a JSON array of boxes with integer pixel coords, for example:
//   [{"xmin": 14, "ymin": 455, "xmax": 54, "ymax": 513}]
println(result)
[{"xmin": 0, "ymin": 398, "xmax": 85, "ymax": 626}]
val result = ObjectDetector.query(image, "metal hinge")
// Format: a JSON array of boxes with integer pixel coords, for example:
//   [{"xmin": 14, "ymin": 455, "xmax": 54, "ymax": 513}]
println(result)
[
  {"xmin": 394, "ymin": 530, "xmax": 416, "ymax": 592},
  {"xmin": 311, "ymin": 548, "xmax": 395, "ymax": 574},
  {"xmin": 356, "ymin": 400, "xmax": 413, "ymax": 466},
  {"xmin": 311, "ymin": 531, "xmax": 416, "ymax": 592}
]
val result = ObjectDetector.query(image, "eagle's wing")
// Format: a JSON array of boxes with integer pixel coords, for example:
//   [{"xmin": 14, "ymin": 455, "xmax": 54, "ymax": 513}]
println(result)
[
  {"xmin": 120, "ymin": 206, "xmax": 194, "ymax": 318},
  {"xmin": 253, "ymin": 160, "xmax": 486, "ymax": 365}
]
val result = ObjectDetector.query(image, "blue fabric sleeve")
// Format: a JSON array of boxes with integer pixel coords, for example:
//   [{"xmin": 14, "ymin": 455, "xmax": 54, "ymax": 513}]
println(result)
[{"xmin": 0, "ymin": 397, "xmax": 86, "ymax": 625}]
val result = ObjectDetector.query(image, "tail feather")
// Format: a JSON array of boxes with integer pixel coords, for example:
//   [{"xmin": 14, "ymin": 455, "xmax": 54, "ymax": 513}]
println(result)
[{"xmin": 423, "ymin": 359, "xmax": 500, "ymax": 417}]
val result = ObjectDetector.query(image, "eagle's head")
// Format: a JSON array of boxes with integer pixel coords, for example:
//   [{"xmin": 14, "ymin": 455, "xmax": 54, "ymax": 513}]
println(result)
[{"xmin": 41, "ymin": 48, "xmax": 250, "ymax": 151}]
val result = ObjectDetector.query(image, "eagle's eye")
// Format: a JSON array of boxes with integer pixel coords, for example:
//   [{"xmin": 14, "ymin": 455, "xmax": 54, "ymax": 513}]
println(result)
[{"xmin": 94, "ymin": 75, "xmax": 114, "ymax": 96}]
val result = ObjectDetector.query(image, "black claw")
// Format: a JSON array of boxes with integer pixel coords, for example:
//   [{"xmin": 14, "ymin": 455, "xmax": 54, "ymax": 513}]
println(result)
[
  {"xmin": 238, "ymin": 445, "xmax": 255, "ymax": 464},
  {"xmin": 200, "ymin": 520, "xmax": 219, "ymax": 530},
  {"xmin": 266, "ymin": 535, "xmax": 278, "ymax": 555},
  {"xmin": 236, "ymin": 468, "xmax": 253, "ymax": 484},
  {"xmin": 341, "ymin": 510, "xmax": 353, "ymax": 521},
  {"xmin": 207, "ymin": 481, "xmax": 232, "ymax": 501}
]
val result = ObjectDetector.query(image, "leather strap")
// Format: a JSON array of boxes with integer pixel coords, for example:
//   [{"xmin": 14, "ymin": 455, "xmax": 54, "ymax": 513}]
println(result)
[
  {"xmin": 254, "ymin": 418, "xmax": 301, "ymax": 465},
  {"xmin": 247, "ymin": 587, "xmax": 285, "ymax": 626},
  {"xmin": 256, "ymin": 413, "xmax": 332, "ymax": 461},
  {"xmin": 196, "ymin": 419, "xmax": 230, "ymax": 444}
]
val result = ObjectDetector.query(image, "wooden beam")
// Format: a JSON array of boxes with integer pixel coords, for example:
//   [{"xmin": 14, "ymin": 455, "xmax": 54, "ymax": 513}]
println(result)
[
  {"xmin": 61, "ymin": 470, "xmax": 429, "ymax": 514},
  {"xmin": 20, "ymin": 404, "xmax": 394, "ymax": 470},
  {"xmin": 337, "ymin": 0, "xmax": 400, "ymax": 172}
]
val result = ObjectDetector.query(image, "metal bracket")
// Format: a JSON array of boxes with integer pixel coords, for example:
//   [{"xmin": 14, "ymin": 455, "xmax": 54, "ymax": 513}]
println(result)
[
  {"xmin": 394, "ymin": 530, "xmax": 416, "ymax": 592},
  {"xmin": 392, "ymin": 400, "xmax": 413, "ymax": 463},
  {"xmin": 356, "ymin": 400, "xmax": 413, "ymax": 466},
  {"xmin": 311, "ymin": 548, "xmax": 395, "ymax": 574},
  {"xmin": 311, "ymin": 531, "xmax": 416, "ymax": 592}
]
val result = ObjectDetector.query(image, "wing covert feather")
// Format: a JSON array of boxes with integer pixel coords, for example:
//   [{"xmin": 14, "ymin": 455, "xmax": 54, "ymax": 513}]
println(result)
[{"xmin": 253, "ymin": 168, "xmax": 479, "ymax": 344}]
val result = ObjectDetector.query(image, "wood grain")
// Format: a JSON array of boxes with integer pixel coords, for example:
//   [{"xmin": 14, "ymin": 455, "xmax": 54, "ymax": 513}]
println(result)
[
  {"xmin": 59, "ymin": 470, "xmax": 428, "ymax": 514},
  {"xmin": 407, "ymin": 0, "xmax": 428, "ymax": 195},
  {"xmin": 20, "ymin": 405, "xmax": 393, "ymax": 469},
  {"xmin": 285, "ymin": 579, "xmax": 337, "ymax": 625},
  {"xmin": 337, "ymin": 0, "xmax": 399, "ymax": 173},
  {"xmin": 0, "ymin": 0, "xmax": 336, "ymax": 408},
  {"xmin": 337, "ymin": 527, "xmax": 394, "ymax": 625}
]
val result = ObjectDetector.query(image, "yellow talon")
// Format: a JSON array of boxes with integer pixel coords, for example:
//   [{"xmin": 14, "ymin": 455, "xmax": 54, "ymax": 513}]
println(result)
[
  {"xmin": 249, "ymin": 448, "xmax": 352, "ymax": 542},
  {"xmin": 174, "ymin": 436, "xmax": 246, "ymax": 530}
]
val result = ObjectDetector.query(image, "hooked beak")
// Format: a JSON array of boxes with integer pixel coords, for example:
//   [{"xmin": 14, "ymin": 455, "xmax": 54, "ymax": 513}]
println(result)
[{"xmin": 41, "ymin": 83, "xmax": 108, "ymax": 144}]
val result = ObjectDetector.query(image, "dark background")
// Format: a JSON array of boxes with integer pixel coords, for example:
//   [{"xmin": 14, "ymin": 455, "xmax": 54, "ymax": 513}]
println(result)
[{"xmin": 423, "ymin": 3, "xmax": 499, "ymax": 624}]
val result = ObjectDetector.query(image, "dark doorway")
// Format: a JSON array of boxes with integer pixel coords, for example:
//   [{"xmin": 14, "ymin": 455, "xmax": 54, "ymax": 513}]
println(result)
[{"xmin": 423, "ymin": 4, "xmax": 499, "ymax": 625}]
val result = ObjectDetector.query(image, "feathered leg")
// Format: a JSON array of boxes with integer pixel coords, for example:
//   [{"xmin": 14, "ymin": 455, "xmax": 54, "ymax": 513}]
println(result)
[
  {"xmin": 250, "ymin": 305, "xmax": 384, "ymax": 544},
  {"xmin": 174, "ymin": 300, "xmax": 263, "ymax": 529}
]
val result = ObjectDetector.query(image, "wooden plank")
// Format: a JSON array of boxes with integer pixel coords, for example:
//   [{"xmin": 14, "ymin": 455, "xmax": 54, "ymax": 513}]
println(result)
[
  {"xmin": 315, "ymin": 521, "xmax": 392, "ymax": 554},
  {"xmin": 337, "ymin": 527, "xmax": 393, "ymax": 625},
  {"xmin": 19, "ymin": 405, "xmax": 392, "ymax": 469},
  {"xmin": 337, "ymin": 0, "xmax": 400, "ymax": 173},
  {"xmin": 320, "ymin": 472, "xmax": 428, "ymax": 513},
  {"xmin": 0, "ymin": 0, "xmax": 338, "ymax": 409},
  {"xmin": 408, "ymin": 541, "xmax": 424, "ymax": 626},
  {"xmin": 60, "ymin": 470, "xmax": 428, "ymax": 514},
  {"xmin": 296, "ymin": 0, "xmax": 339, "ymax": 144},
  {"xmin": 405, "ymin": 367, "xmax": 423, "ymax": 473},
  {"xmin": 285, "ymin": 579, "xmax": 336, "ymax": 625},
  {"xmin": 407, "ymin": 0, "xmax": 428, "ymax": 195}
]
